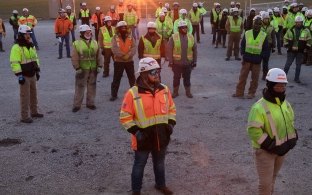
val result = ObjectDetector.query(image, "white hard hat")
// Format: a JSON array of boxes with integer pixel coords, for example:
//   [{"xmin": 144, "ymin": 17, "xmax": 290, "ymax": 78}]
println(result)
[
  {"xmin": 66, "ymin": 5, "xmax": 72, "ymax": 10},
  {"xmin": 284, "ymin": 0, "xmax": 289, "ymax": 2},
  {"xmin": 266, "ymin": 68, "xmax": 288, "ymax": 83},
  {"xmin": 95, "ymin": 6, "xmax": 100, "ymax": 11},
  {"xmin": 253, "ymin": 15, "xmax": 262, "ymax": 21},
  {"xmin": 223, "ymin": 8, "xmax": 229, "ymax": 13},
  {"xmin": 165, "ymin": 3, "xmax": 170, "ymax": 8},
  {"xmin": 267, "ymin": 9, "xmax": 273, "ymax": 13},
  {"xmin": 173, "ymin": 2, "xmax": 179, "ymax": 6},
  {"xmin": 104, "ymin": 16, "xmax": 112, "ymax": 22},
  {"xmin": 298, "ymin": 2, "xmax": 304, "ymax": 6},
  {"xmin": 232, "ymin": 7, "xmax": 239, "ymax": 12},
  {"xmin": 162, "ymin": 7, "xmax": 168, "ymax": 13},
  {"xmin": 302, "ymin": 7, "xmax": 308, "ymax": 12},
  {"xmin": 259, "ymin": 11, "xmax": 265, "ymax": 16},
  {"xmin": 193, "ymin": 3, "xmax": 198, "ymax": 7},
  {"xmin": 147, "ymin": 22, "xmax": 156, "ymax": 29},
  {"xmin": 250, "ymin": 8, "xmax": 256, "ymax": 12},
  {"xmin": 179, "ymin": 9, "xmax": 187, "ymax": 15},
  {"xmin": 159, "ymin": 12, "xmax": 166, "ymax": 17},
  {"xmin": 22, "ymin": 8, "xmax": 29, "ymax": 12},
  {"xmin": 215, "ymin": 3, "xmax": 221, "ymax": 7},
  {"xmin": 12, "ymin": 10, "xmax": 18, "ymax": 14},
  {"xmin": 81, "ymin": 2, "xmax": 87, "ymax": 6},
  {"xmin": 178, "ymin": 20, "xmax": 188, "ymax": 27},
  {"xmin": 307, "ymin": 10, "xmax": 312, "ymax": 17},
  {"xmin": 229, "ymin": 8, "xmax": 234, "ymax": 13},
  {"xmin": 18, "ymin": 25, "xmax": 32, "ymax": 34},
  {"xmin": 58, "ymin": 8, "xmax": 66, "ymax": 13},
  {"xmin": 79, "ymin": 24, "xmax": 91, "ymax": 32},
  {"xmin": 290, "ymin": 3, "xmax": 297, "ymax": 7},
  {"xmin": 231, "ymin": 1, "xmax": 235, "ymax": 5},
  {"xmin": 199, "ymin": 2, "xmax": 203, "ymax": 6},
  {"xmin": 110, "ymin": 5, "xmax": 115, "ymax": 9},
  {"xmin": 236, "ymin": 2, "xmax": 241, "ymax": 5},
  {"xmin": 282, "ymin": 6, "xmax": 288, "ymax": 9},
  {"xmin": 273, "ymin": 7, "xmax": 280, "ymax": 12},
  {"xmin": 138, "ymin": 57, "xmax": 160, "ymax": 73},
  {"xmin": 116, "ymin": 21, "xmax": 127, "ymax": 28},
  {"xmin": 261, "ymin": 12, "xmax": 270, "ymax": 19},
  {"xmin": 295, "ymin": 15, "xmax": 304, "ymax": 22}
]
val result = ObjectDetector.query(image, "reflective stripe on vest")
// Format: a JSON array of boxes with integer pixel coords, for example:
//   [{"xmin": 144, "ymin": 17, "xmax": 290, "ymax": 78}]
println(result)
[
  {"xmin": 229, "ymin": 16, "xmax": 242, "ymax": 32},
  {"xmin": 142, "ymin": 35, "xmax": 162, "ymax": 59},
  {"xmin": 73, "ymin": 40, "xmax": 98, "ymax": 69},
  {"xmin": 261, "ymin": 25, "xmax": 273, "ymax": 44},
  {"xmin": 80, "ymin": 9, "xmax": 90, "ymax": 17},
  {"xmin": 172, "ymin": 33, "xmax": 194, "ymax": 61},
  {"xmin": 245, "ymin": 30, "xmax": 267, "ymax": 55},
  {"xmin": 212, "ymin": 9, "xmax": 221, "ymax": 23},
  {"xmin": 189, "ymin": 10, "xmax": 200, "ymax": 23},
  {"xmin": 19, "ymin": 15, "xmax": 36, "ymax": 28},
  {"xmin": 101, "ymin": 26, "xmax": 115, "ymax": 48},
  {"xmin": 124, "ymin": 11, "xmax": 136, "ymax": 26},
  {"xmin": 116, "ymin": 35, "xmax": 132, "ymax": 54}
]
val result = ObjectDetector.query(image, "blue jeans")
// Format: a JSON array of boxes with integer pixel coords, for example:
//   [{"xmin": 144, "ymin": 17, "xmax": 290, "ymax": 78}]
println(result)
[
  {"xmin": 58, "ymin": 34, "xmax": 70, "ymax": 58},
  {"xmin": 70, "ymin": 29, "xmax": 76, "ymax": 42},
  {"xmin": 131, "ymin": 148, "xmax": 167, "ymax": 192},
  {"xmin": 284, "ymin": 52, "xmax": 304, "ymax": 81},
  {"xmin": 30, "ymin": 29, "xmax": 38, "ymax": 48}
]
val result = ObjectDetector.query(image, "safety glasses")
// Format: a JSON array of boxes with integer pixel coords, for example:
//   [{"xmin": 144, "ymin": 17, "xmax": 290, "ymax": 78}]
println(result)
[{"xmin": 148, "ymin": 69, "xmax": 161, "ymax": 76}]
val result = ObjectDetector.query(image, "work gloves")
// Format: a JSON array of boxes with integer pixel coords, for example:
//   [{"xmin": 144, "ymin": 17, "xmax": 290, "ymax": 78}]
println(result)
[
  {"xmin": 76, "ymin": 68, "xmax": 82, "ymax": 74},
  {"xmin": 18, "ymin": 75, "xmax": 25, "ymax": 85},
  {"xmin": 97, "ymin": 67, "xmax": 102, "ymax": 73},
  {"xmin": 168, "ymin": 124, "xmax": 174, "ymax": 136}
]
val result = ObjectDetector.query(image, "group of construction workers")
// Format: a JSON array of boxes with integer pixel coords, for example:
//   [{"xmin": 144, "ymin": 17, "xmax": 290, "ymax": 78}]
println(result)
[{"xmin": 4, "ymin": 0, "xmax": 308, "ymax": 194}]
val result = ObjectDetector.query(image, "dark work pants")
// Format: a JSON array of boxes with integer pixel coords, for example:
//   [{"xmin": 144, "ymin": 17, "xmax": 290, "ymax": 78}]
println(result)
[
  {"xmin": 58, "ymin": 34, "xmax": 70, "ymax": 58},
  {"xmin": 262, "ymin": 52, "xmax": 271, "ymax": 79},
  {"xmin": 111, "ymin": 61, "xmax": 135, "ymax": 97},
  {"xmin": 192, "ymin": 25, "xmax": 200, "ymax": 42},
  {"xmin": 70, "ymin": 29, "xmax": 76, "ymax": 42},
  {"xmin": 200, "ymin": 17, "xmax": 205, "ymax": 33},
  {"xmin": 95, "ymin": 28, "xmax": 100, "ymax": 42},
  {"xmin": 276, "ymin": 30, "xmax": 282, "ymax": 53},
  {"xmin": 172, "ymin": 65, "xmax": 192, "ymax": 88},
  {"xmin": 212, "ymin": 25, "xmax": 217, "ymax": 44},
  {"xmin": 284, "ymin": 52, "xmax": 304, "ymax": 81},
  {"xmin": 216, "ymin": 29, "xmax": 227, "ymax": 46}
]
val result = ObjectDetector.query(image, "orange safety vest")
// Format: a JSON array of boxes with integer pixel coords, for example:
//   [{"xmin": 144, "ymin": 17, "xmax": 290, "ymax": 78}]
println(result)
[
  {"xmin": 115, "ymin": 35, "xmax": 132, "ymax": 54},
  {"xmin": 18, "ymin": 15, "xmax": 37, "ymax": 28},
  {"xmin": 106, "ymin": 11, "xmax": 120, "ymax": 21},
  {"xmin": 91, "ymin": 13, "xmax": 104, "ymax": 28}
]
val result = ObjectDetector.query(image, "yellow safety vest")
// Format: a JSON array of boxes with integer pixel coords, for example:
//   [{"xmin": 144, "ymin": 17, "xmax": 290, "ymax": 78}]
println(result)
[
  {"xmin": 80, "ymin": 9, "xmax": 90, "ymax": 17},
  {"xmin": 172, "ymin": 33, "xmax": 194, "ymax": 61},
  {"xmin": 124, "ymin": 10, "xmax": 137, "ymax": 26},
  {"xmin": 142, "ymin": 35, "xmax": 162, "ymax": 59},
  {"xmin": 73, "ymin": 39, "xmax": 98, "ymax": 70},
  {"xmin": 261, "ymin": 25, "xmax": 273, "ymax": 44},
  {"xmin": 212, "ymin": 9, "xmax": 222, "ymax": 23},
  {"xmin": 100, "ymin": 26, "xmax": 115, "ymax": 48},
  {"xmin": 228, "ymin": 16, "xmax": 242, "ymax": 32},
  {"xmin": 18, "ymin": 15, "xmax": 37, "ymax": 28},
  {"xmin": 68, "ymin": 13, "xmax": 75, "ymax": 23},
  {"xmin": 245, "ymin": 30, "xmax": 267, "ymax": 55},
  {"xmin": 189, "ymin": 9, "xmax": 201, "ymax": 24},
  {"xmin": 156, "ymin": 18, "xmax": 172, "ymax": 39}
]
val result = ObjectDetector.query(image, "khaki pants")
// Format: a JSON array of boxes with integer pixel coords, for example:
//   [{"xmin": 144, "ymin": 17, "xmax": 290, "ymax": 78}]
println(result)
[
  {"xmin": 254, "ymin": 149, "xmax": 285, "ymax": 195},
  {"xmin": 20, "ymin": 76, "xmax": 38, "ymax": 120},
  {"xmin": 103, "ymin": 48, "xmax": 114, "ymax": 75},
  {"xmin": 227, "ymin": 32, "xmax": 241, "ymax": 58},
  {"xmin": 235, "ymin": 61, "xmax": 261, "ymax": 96},
  {"xmin": 73, "ymin": 69, "xmax": 97, "ymax": 108}
]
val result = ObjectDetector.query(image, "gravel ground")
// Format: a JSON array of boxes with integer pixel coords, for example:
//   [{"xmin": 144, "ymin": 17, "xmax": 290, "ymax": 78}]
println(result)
[{"xmin": 0, "ymin": 20, "xmax": 311, "ymax": 195}]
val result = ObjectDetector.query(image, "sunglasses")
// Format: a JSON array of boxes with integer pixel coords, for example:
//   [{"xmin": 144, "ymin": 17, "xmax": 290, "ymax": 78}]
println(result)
[{"xmin": 148, "ymin": 69, "xmax": 161, "ymax": 76}]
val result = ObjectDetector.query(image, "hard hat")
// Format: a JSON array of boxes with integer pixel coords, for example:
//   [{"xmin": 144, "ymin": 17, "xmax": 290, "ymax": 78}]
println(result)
[
  {"xmin": 290, "ymin": 3, "xmax": 297, "ymax": 7},
  {"xmin": 236, "ymin": 2, "xmax": 241, "ymax": 5},
  {"xmin": 162, "ymin": 7, "xmax": 168, "ymax": 13},
  {"xmin": 110, "ymin": 5, "xmax": 115, "ymax": 9},
  {"xmin": 173, "ymin": 2, "xmax": 179, "ymax": 6},
  {"xmin": 259, "ymin": 11, "xmax": 265, "ymax": 16},
  {"xmin": 230, "ymin": 1, "xmax": 235, "ymax": 5},
  {"xmin": 165, "ymin": 3, "xmax": 170, "ymax": 8},
  {"xmin": 302, "ymin": 7, "xmax": 308, "ymax": 12},
  {"xmin": 138, "ymin": 57, "xmax": 160, "ymax": 73},
  {"xmin": 179, "ymin": 9, "xmax": 187, "ymax": 15},
  {"xmin": 159, "ymin": 12, "xmax": 166, "ymax": 17},
  {"xmin": 178, "ymin": 20, "xmax": 188, "ymax": 28},
  {"xmin": 147, "ymin": 22, "xmax": 156, "ymax": 29},
  {"xmin": 18, "ymin": 25, "xmax": 32, "ymax": 34},
  {"xmin": 66, "ymin": 5, "xmax": 72, "ymax": 10},
  {"xmin": 298, "ymin": 2, "xmax": 304, "ymax": 6},
  {"xmin": 266, "ymin": 68, "xmax": 288, "ymax": 83},
  {"xmin": 273, "ymin": 7, "xmax": 280, "ymax": 12},
  {"xmin": 253, "ymin": 15, "xmax": 262, "ymax": 21},
  {"xmin": 250, "ymin": 8, "xmax": 256, "ymax": 12},
  {"xmin": 12, "ymin": 10, "xmax": 18, "ymax": 14},
  {"xmin": 199, "ymin": 2, "xmax": 203, "ymax": 6},
  {"xmin": 22, "ymin": 8, "xmax": 29, "ymax": 12},
  {"xmin": 215, "ymin": 3, "xmax": 221, "ymax": 7},
  {"xmin": 81, "ymin": 2, "xmax": 87, "ymax": 6},
  {"xmin": 267, "ymin": 9, "xmax": 273, "ymax": 13},
  {"xmin": 104, "ymin": 16, "xmax": 112, "ymax": 22},
  {"xmin": 79, "ymin": 25, "xmax": 91, "ymax": 32},
  {"xmin": 193, "ymin": 3, "xmax": 198, "ymax": 7},
  {"xmin": 295, "ymin": 15, "xmax": 304, "ymax": 22},
  {"xmin": 284, "ymin": 0, "xmax": 289, "ymax": 2},
  {"xmin": 116, "ymin": 21, "xmax": 127, "ymax": 28},
  {"xmin": 282, "ymin": 6, "xmax": 288, "ymax": 9},
  {"xmin": 307, "ymin": 10, "xmax": 312, "ymax": 17},
  {"xmin": 232, "ymin": 7, "xmax": 239, "ymax": 12},
  {"xmin": 261, "ymin": 12, "xmax": 270, "ymax": 19},
  {"xmin": 95, "ymin": 6, "xmax": 100, "ymax": 11},
  {"xmin": 58, "ymin": 8, "xmax": 66, "ymax": 13},
  {"xmin": 229, "ymin": 8, "xmax": 234, "ymax": 13},
  {"xmin": 222, "ymin": 8, "xmax": 229, "ymax": 13}
]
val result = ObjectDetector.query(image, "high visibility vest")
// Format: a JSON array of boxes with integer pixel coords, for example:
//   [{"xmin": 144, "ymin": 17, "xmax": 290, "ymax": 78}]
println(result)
[
  {"xmin": 10, "ymin": 44, "xmax": 39, "ymax": 74},
  {"xmin": 273, "ymin": 16, "xmax": 284, "ymax": 26},
  {"xmin": 142, "ymin": 35, "xmax": 162, "ymax": 59},
  {"xmin": 115, "ymin": 35, "xmax": 132, "ymax": 54},
  {"xmin": 261, "ymin": 25, "xmax": 274, "ymax": 44},
  {"xmin": 73, "ymin": 39, "xmax": 98, "ymax": 70},
  {"xmin": 155, "ymin": 7, "xmax": 164, "ymax": 18},
  {"xmin": 284, "ymin": 27, "xmax": 312, "ymax": 50},
  {"xmin": 212, "ymin": 9, "xmax": 222, "ymax": 23},
  {"xmin": 198, "ymin": 7, "xmax": 207, "ymax": 16},
  {"xmin": 10, "ymin": 15, "xmax": 20, "ymax": 26},
  {"xmin": 172, "ymin": 33, "xmax": 194, "ymax": 61},
  {"xmin": 245, "ymin": 30, "xmax": 267, "ymax": 55},
  {"xmin": 68, "ymin": 13, "xmax": 75, "ymax": 23},
  {"xmin": 80, "ymin": 9, "xmax": 90, "ymax": 17},
  {"xmin": 304, "ymin": 19, "xmax": 312, "ymax": 29},
  {"xmin": 0, "ymin": 19, "xmax": 3, "ymax": 33},
  {"xmin": 156, "ymin": 18, "xmax": 173, "ymax": 39},
  {"xmin": 18, "ymin": 15, "xmax": 37, "ymax": 28},
  {"xmin": 189, "ymin": 9, "xmax": 201, "ymax": 24},
  {"xmin": 100, "ymin": 26, "xmax": 115, "ymax": 48},
  {"xmin": 247, "ymin": 98, "xmax": 296, "ymax": 149},
  {"xmin": 124, "ymin": 10, "xmax": 137, "ymax": 26},
  {"xmin": 228, "ymin": 16, "xmax": 242, "ymax": 32},
  {"xmin": 116, "ymin": 5, "xmax": 125, "ymax": 14}
]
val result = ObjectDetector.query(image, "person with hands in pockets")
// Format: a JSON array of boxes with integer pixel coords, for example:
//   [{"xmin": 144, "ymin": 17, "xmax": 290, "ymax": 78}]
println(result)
[
  {"xmin": 71, "ymin": 25, "xmax": 100, "ymax": 112},
  {"xmin": 10, "ymin": 25, "xmax": 43, "ymax": 123}
]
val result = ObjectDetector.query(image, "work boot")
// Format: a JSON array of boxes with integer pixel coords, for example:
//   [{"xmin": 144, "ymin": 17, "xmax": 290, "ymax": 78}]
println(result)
[
  {"xmin": 215, "ymin": 44, "xmax": 218, "ymax": 48},
  {"xmin": 155, "ymin": 186, "xmax": 173, "ymax": 195},
  {"xmin": 72, "ymin": 107, "xmax": 80, "ymax": 112},
  {"xmin": 86, "ymin": 105, "xmax": 96, "ymax": 110},
  {"xmin": 246, "ymin": 94, "xmax": 255, "ymax": 99},
  {"xmin": 225, "ymin": 57, "xmax": 230, "ymax": 61},
  {"xmin": 172, "ymin": 86, "xmax": 179, "ymax": 98},
  {"xmin": 235, "ymin": 57, "xmax": 241, "ymax": 61},
  {"xmin": 31, "ymin": 113, "xmax": 44, "ymax": 118},
  {"xmin": 109, "ymin": 96, "xmax": 117, "ymax": 101},
  {"xmin": 0, "ymin": 41, "xmax": 5, "ymax": 52},
  {"xmin": 21, "ymin": 118, "xmax": 33, "ymax": 123},
  {"xmin": 185, "ymin": 87, "xmax": 193, "ymax": 98},
  {"xmin": 232, "ymin": 93, "xmax": 244, "ymax": 99}
]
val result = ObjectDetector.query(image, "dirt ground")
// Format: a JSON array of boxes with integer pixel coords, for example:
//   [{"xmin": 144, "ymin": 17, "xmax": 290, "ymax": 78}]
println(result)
[{"xmin": 0, "ymin": 20, "xmax": 311, "ymax": 195}]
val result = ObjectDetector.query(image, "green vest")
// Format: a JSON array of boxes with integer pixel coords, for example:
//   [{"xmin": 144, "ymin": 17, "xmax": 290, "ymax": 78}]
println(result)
[
  {"xmin": 124, "ymin": 11, "xmax": 137, "ymax": 26},
  {"xmin": 156, "ymin": 18, "xmax": 173, "ymax": 39},
  {"xmin": 172, "ymin": 33, "xmax": 194, "ymax": 61},
  {"xmin": 245, "ymin": 30, "xmax": 267, "ymax": 55},
  {"xmin": 68, "ymin": 13, "xmax": 75, "ymax": 22},
  {"xmin": 73, "ymin": 40, "xmax": 98, "ymax": 70},
  {"xmin": 142, "ymin": 34, "xmax": 162, "ymax": 59},
  {"xmin": 261, "ymin": 25, "xmax": 274, "ymax": 44},
  {"xmin": 304, "ymin": 19, "xmax": 312, "ymax": 29},
  {"xmin": 212, "ymin": 9, "xmax": 222, "ymax": 23},
  {"xmin": 80, "ymin": 9, "xmax": 90, "ymax": 17},
  {"xmin": 100, "ymin": 26, "xmax": 115, "ymax": 48},
  {"xmin": 189, "ymin": 9, "xmax": 201, "ymax": 24},
  {"xmin": 10, "ymin": 44, "xmax": 39, "ymax": 74},
  {"xmin": 284, "ymin": 27, "xmax": 311, "ymax": 50},
  {"xmin": 229, "ymin": 16, "xmax": 242, "ymax": 32}
]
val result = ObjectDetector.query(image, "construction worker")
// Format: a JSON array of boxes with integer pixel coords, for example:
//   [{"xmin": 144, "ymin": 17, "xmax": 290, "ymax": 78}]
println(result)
[
  {"xmin": 155, "ymin": 2, "xmax": 164, "ymax": 18},
  {"xmin": 98, "ymin": 16, "xmax": 115, "ymax": 77},
  {"xmin": 156, "ymin": 12, "xmax": 173, "ymax": 60},
  {"xmin": 189, "ymin": 3, "xmax": 201, "ymax": 43},
  {"xmin": 230, "ymin": 1, "xmax": 235, "ymax": 9},
  {"xmin": 116, "ymin": 0, "xmax": 125, "ymax": 21},
  {"xmin": 298, "ymin": 3, "xmax": 304, "ymax": 12},
  {"xmin": 91, "ymin": 7, "xmax": 104, "ymax": 41},
  {"xmin": 198, "ymin": 2, "xmax": 207, "ymax": 34},
  {"xmin": 0, "ymin": 17, "xmax": 6, "ymax": 52},
  {"xmin": 247, "ymin": 68, "xmax": 298, "ymax": 195},
  {"xmin": 225, "ymin": 8, "xmax": 243, "ymax": 61},
  {"xmin": 66, "ymin": 6, "xmax": 77, "ymax": 43},
  {"xmin": 210, "ymin": 3, "xmax": 222, "ymax": 45},
  {"xmin": 232, "ymin": 16, "xmax": 269, "ymax": 99},
  {"xmin": 167, "ymin": 20, "xmax": 197, "ymax": 98},
  {"xmin": 235, "ymin": 2, "xmax": 244, "ymax": 18},
  {"xmin": 107, "ymin": 5, "xmax": 120, "ymax": 27},
  {"xmin": 284, "ymin": 0, "xmax": 291, "ymax": 10},
  {"xmin": 172, "ymin": 2, "xmax": 180, "ymax": 23},
  {"xmin": 110, "ymin": 21, "xmax": 136, "ymax": 101},
  {"xmin": 161, "ymin": 8, "xmax": 172, "ymax": 23},
  {"xmin": 304, "ymin": 10, "xmax": 312, "ymax": 65},
  {"xmin": 138, "ymin": 22, "xmax": 162, "ymax": 66},
  {"xmin": 173, "ymin": 9, "xmax": 193, "ymax": 34},
  {"xmin": 164, "ymin": 3, "xmax": 172, "ymax": 19},
  {"xmin": 261, "ymin": 12, "xmax": 276, "ymax": 80},
  {"xmin": 215, "ymin": 8, "xmax": 229, "ymax": 48},
  {"xmin": 301, "ymin": 7, "xmax": 308, "ymax": 16},
  {"xmin": 71, "ymin": 25, "xmax": 101, "ymax": 112},
  {"xmin": 124, "ymin": 3, "xmax": 138, "ymax": 40},
  {"xmin": 18, "ymin": 8, "xmax": 39, "ymax": 50},
  {"xmin": 284, "ymin": 3, "xmax": 302, "ymax": 34},
  {"xmin": 120, "ymin": 57, "xmax": 176, "ymax": 195},
  {"xmin": 272, "ymin": 7, "xmax": 284, "ymax": 55},
  {"xmin": 79, "ymin": 2, "xmax": 91, "ymax": 25},
  {"xmin": 244, "ymin": 8, "xmax": 256, "ymax": 31},
  {"xmin": 283, "ymin": 15, "xmax": 312, "ymax": 83},
  {"xmin": 10, "ymin": 25, "xmax": 43, "ymax": 123},
  {"xmin": 282, "ymin": 6, "xmax": 288, "ymax": 19},
  {"xmin": 55, "ymin": 8, "xmax": 73, "ymax": 59},
  {"xmin": 9, "ymin": 10, "xmax": 20, "ymax": 42}
]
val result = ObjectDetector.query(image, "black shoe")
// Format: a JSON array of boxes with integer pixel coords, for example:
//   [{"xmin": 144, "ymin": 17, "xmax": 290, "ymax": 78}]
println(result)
[
  {"xmin": 31, "ymin": 113, "xmax": 44, "ymax": 118},
  {"xmin": 86, "ymin": 105, "xmax": 96, "ymax": 110},
  {"xmin": 235, "ymin": 57, "xmax": 241, "ymax": 61},
  {"xmin": 109, "ymin": 96, "xmax": 117, "ymax": 101},
  {"xmin": 35, "ymin": 46, "xmax": 39, "ymax": 50},
  {"xmin": 294, "ymin": 79, "xmax": 301, "ymax": 83},
  {"xmin": 202, "ymin": 32, "xmax": 206, "ymax": 34},
  {"xmin": 225, "ymin": 57, "xmax": 230, "ymax": 61},
  {"xmin": 197, "ymin": 41, "xmax": 201, "ymax": 43},
  {"xmin": 0, "ymin": 49, "xmax": 5, "ymax": 52},
  {"xmin": 21, "ymin": 118, "xmax": 33, "ymax": 123},
  {"xmin": 67, "ymin": 55, "xmax": 71, "ymax": 58},
  {"xmin": 155, "ymin": 186, "xmax": 173, "ymax": 195},
  {"xmin": 132, "ymin": 192, "xmax": 141, "ymax": 195},
  {"xmin": 72, "ymin": 107, "xmax": 80, "ymax": 112},
  {"xmin": 58, "ymin": 56, "xmax": 62, "ymax": 59}
]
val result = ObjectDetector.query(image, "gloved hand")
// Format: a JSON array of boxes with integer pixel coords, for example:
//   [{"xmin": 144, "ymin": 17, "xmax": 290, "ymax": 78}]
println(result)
[
  {"xmin": 18, "ymin": 75, "xmax": 25, "ymax": 85},
  {"xmin": 76, "ymin": 68, "xmax": 82, "ymax": 74},
  {"xmin": 192, "ymin": 62, "xmax": 197, "ymax": 68},
  {"xmin": 36, "ymin": 72, "xmax": 40, "ymax": 81},
  {"xmin": 168, "ymin": 124, "xmax": 174, "ymax": 136},
  {"xmin": 97, "ymin": 67, "xmax": 102, "ymax": 73}
]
